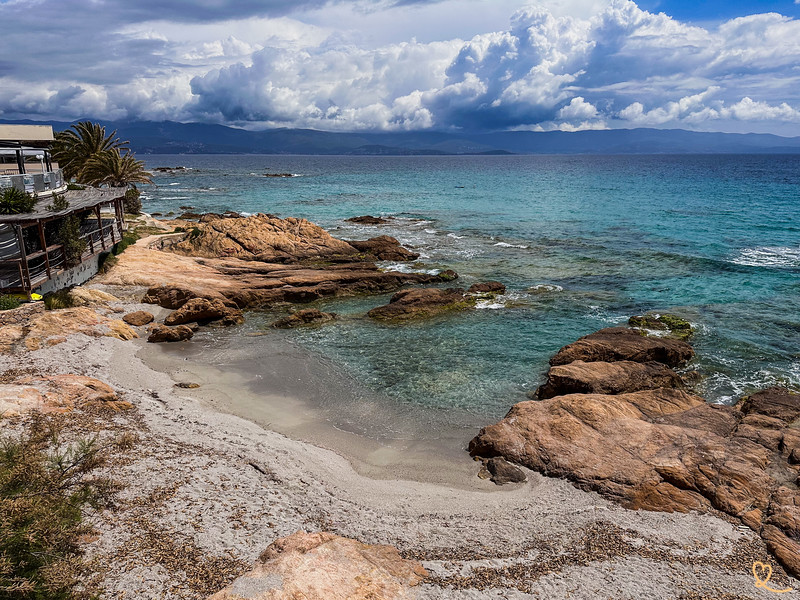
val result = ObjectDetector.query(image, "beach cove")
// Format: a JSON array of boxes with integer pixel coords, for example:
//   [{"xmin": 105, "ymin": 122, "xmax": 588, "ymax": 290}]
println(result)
[{"xmin": 1, "ymin": 205, "xmax": 798, "ymax": 598}]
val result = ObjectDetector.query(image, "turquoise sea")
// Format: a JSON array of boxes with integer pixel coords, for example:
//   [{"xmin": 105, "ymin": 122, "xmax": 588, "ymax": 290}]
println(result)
[{"xmin": 139, "ymin": 154, "xmax": 800, "ymax": 436}]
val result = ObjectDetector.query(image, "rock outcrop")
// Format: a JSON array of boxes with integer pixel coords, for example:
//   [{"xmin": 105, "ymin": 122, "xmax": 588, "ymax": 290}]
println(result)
[
  {"xmin": 208, "ymin": 531, "xmax": 427, "ymax": 600},
  {"xmin": 549, "ymin": 327, "xmax": 694, "ymax": 368},
  {"xmin": 0, "ymin": 304, "xmax": 137, "ymax": 353},
  {"xmin": 147, "ymin": 324, "xmax": 194, "ymax": 343},
  {"xmin": 101, "ymin": 218, "xmax": 456, "ymax": 313},
  {"xmin": 0, "ymin": 373, "xmax": 128, "ymax": 415},
  {"xmin": 169, "ymin": 214, "xmax": 359, "ymax": 263},
  {"xmin": 164, "ymin": 298, "xmax": 244, "ymax": 327},
  {"xmin": 271, "ymin": 309, "xmax": 337, "ymax": 329},
  {"xmin": 368, "ymin": 288, "xmax": 476, "ymax": 322},
  {"xmin": 470, "ymin": 324, "xmax": 800, "ymax": 577}
]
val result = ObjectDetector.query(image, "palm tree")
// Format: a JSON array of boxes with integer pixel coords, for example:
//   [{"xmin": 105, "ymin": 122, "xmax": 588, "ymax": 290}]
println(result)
[
  {"xmin": 52, "ymin": 121, "xmax": 129, "ymax": 181},
  {"xmin": 79, "ymin": 150, "xmax": 153, "ymax": 187}
]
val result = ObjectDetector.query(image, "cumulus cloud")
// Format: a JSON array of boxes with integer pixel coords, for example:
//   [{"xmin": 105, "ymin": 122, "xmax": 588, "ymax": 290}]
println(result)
[{"xmin": 2, "ymin": 0, "xmax": 800, "ymax": 134}]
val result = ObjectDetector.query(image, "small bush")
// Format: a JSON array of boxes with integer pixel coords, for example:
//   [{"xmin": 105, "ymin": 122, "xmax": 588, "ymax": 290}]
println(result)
[
  {"xmin": 0, "ymin": 188, "xmax": 35, "ymax": 215},
  {"xmin": 43, "ymin": 289, "xmax": 76, "ymax": 311},
  {"xmin": 57, "ymin": 215, "xmax": 87, "ymax": 268},
  {"xmin": 123, "ymin": 186, "xmax": 141, "ymax": 215},
  {"xmin": 65, "ymin": 183, "xmax": 85, "ymax": 191},
  {"xmin": 112, "ymin": 231, "xmax": 139, "ymax": 256},
  {"xmin": 189, "ymin": 227, "xmax": 202, "ymax": 241},
  {"xmin": 45, "ymin": 193, "xmax": 70, "ymax": 212},
  {"xmin": 0, "ymin": 414, "xmax": 117, "ymax": 599},
  {"xmin": 0, "ymin": 295, "xmax": 21, "ymax": 311}
]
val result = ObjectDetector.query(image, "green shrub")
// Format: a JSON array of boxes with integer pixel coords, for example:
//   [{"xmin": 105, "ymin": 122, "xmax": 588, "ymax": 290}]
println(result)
[
  {"xmin": 122, "ymin": 187, "xmax": 141, "ymax": 215},
  {"xmin": 189, "ymin": 227, "xmax": 202, "ymax": 241},
  {"xmin": 57, "ymin": 216, "xmax": 87, "ymax": 268},
  {"xmin": 0, "ymin": 295, "xmax": 20, "ymax": 311},
  {"xmin": 0, "ymin": 189, "xmax": 35, "ymax": 215},
  {"xmin": 43, "ymin": 289, "xmax": 76, "ymax": 311},
  {"xmin": 65, "ymin": 183, "xmax": 85, "ymax": 191},
  {"xmin": 45, "ymin": 193, "xmax": 70, "ymax": 213},
  {"xmin": 112, "ymin": 231, "xmax": 139, "ymax": 256},
  {"xmin": 0, "ymin": 414, "xmax": 116, "ymax": 599}
]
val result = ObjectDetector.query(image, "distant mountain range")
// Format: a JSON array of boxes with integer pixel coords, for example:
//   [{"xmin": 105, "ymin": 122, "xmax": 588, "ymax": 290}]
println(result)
[{"xmin": 7, "ymin": 119, "xmax": 800, "ymax": 155}]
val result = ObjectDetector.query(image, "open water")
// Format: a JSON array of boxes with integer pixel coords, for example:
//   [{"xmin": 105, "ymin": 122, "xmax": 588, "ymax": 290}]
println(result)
[{"xmin": 139, "ymin": 154, "xmax": 800, "ymax": 436}]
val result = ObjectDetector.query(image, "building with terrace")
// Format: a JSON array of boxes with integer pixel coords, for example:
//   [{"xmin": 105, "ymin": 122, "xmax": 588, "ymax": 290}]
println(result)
[{"xmin": 0, "ymin": 125, "xmax": 127, "ymax": 298}]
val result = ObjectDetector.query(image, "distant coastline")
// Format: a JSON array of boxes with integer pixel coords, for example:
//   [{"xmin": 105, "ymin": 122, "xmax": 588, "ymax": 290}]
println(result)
[{"xmin": 5, "ymin": 119, "xmax": 800, "ymax": 155}]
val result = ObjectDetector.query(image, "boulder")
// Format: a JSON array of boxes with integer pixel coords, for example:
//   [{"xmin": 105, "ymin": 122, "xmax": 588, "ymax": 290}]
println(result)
[
  {"xmin": 147, "ymin": 324, "xmax": 194, "ymax": 343},
  {"xmin": 164, "ymin": 298, "xmax": 244, "ymax": 327},
  {"xmin": 368, "ymin": 288, "xmax": 475, "ymax": 322},
  {"xmin": 68, "ymin": 286, "xmax": 119, "ymax": 307},
  {"xmin": 470, "ymin": 381, "xmax": 800, "ymax": 577},
  {"xmin": 207, "ymin": 531, "xmax": 427, "ymax": 600},
  {"xmin": 468, "ymin": 281, "xmax": 506, "ymax": 295},
  {"xmin": 271, "ymin": 309, "xmax": 337, "ymax": 329},
  {"xmin": 348, "ymin": 235, "xmax": 420, "ymax": 261},
  {"xmin": 536, "ymin": 360, "xmax": 685, "ymax": 399},
  {"xmin": 122, "ymin": 311, "xmax": 155, "ymax": 326},
  {"xmin": 486, "ymin": 457, "xmax": 526, "ymax": 485},
  {"xmin": 549, "ymin": 327, "xmax": 695, "ymax": 368},
  {"xmin": 346, "ymin": 215, "xmax": 392, "ymax": 225},
  {"xmin": 142, "ymin": 285, "xmax": 198, "ymax": 309}
]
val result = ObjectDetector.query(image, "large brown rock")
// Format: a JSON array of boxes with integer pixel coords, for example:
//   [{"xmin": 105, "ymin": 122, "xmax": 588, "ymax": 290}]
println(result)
[
  {"xmin": 207, "ymin": 531, "xmax": 427, "ymax": 600},
  {"xmin": 122, "ymin": 311, "xmax": 154, "ymax": 326},
  {"xmin": 170, "ymin": 214, "xmax": 359, "ymax": 263},
  {"xmin": 348, "ymin": 235, "xmax": 420, "ymax": 261},
  {"xmin": 536, "ymin": 360, "xmax": 685, "ymax": 399},
  {"xmin": 467, "ymin": 281, "xmax": 506, "ymax": 295},
  {"xmin": 147, "ymin": 324, "xmax": 194, "ymax": 343},
  {"xmin": 469, "ymin": 385, "xmax": 800, "ymax": 577},
  {"xmin": 549, "ymin": 327, "xmax": 695, "ymax": 367},
  {"xmin": 164, "ymin": 297, "xmax": 244, "ymax": 327},
  {"xmin": 368, "ymin": 288, "xmax": 475, "ymax": 322},
  {"xmin": 142, "ymin": 285, "xmax": 198, "ymax": 309}
]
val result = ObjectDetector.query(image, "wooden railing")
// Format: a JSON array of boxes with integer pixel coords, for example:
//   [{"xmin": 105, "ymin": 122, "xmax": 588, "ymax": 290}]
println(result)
[{"xmin": 0, "ymin": 219, "xmax": 122, "ymax": 295}]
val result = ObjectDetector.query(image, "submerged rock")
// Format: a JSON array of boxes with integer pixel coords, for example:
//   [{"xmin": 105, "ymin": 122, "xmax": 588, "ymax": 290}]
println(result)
[
  {"xmin": 629, "ymin": 313, "xmax": 694, "ymax": 340},
  {"xmin": 271, "ymin": 309, "xmax": 337, "ymax": 329},
  {"xmin": 536, "ymin": 360, "xmax": 685, "ymax": 399},
  {"xmin": 467, "ymin": 281, "xmax": 506, "ymax": 295},
  {"xmin": 147, "ymin": 324, "xmax": 194, "ymax": 343},
  {"xmin": 346, "ymin": 215, "xmax": 392, "ymax": 225},
  {"xmin": 368, "ymin": 288, "xmax": 476, "ymax": 322},
  {"xmin": 208, "ymin": 531, "xmax": 427, "ymax": 600},
  {"xmin": 549, "ymin": 327, "xmax": 694, "ymax": 368}
]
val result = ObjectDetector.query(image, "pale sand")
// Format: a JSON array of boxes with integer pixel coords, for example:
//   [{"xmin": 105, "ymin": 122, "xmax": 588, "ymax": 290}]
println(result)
[{"xmin": 3, "ymin": 295, "xmax": 794, "ymax": 599}]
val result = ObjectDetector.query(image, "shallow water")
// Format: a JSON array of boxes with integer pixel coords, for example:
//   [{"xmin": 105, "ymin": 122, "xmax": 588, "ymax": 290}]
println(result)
[{"xmin": 140, "ymin": 154, "xmax": 800, "ymax": 435}]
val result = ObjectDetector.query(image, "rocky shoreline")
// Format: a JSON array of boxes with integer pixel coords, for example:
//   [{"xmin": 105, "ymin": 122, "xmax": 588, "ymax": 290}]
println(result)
[{"xmin": 1, "ymin": 212, "xmax": 797, "ymax": 598}]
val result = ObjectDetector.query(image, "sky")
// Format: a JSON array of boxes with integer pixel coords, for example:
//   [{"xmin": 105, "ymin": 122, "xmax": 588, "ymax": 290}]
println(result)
[{"xmin": 1, "ymin": 0, "xmax": 800, "ymax": 135}]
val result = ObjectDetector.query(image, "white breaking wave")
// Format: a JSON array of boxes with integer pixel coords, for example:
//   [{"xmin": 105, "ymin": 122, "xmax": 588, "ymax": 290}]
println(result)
[
  {"xmin": 732, "ymin": 246, "xmax": 800, "ymax": 268},
  {"xmin": 475, "ymin": 299, "xmax": 505, "ymax": 310},
  {"xmin": 494, "ymin": 242, "xmax": 529, "ymax": 249},
  {"xmin": 528, "ymin": 284, "xmax": 563, "ymax": 293},
  {"xmin": 377, "ymin": 262, "xmax": 443, "ymax": 275},
  {"xmin": 447, "ymin": 233, "xmax": 464, "ymax": 239}
]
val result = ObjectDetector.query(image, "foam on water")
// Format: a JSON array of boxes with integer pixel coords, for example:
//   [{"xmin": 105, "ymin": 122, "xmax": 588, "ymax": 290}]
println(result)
[{"xmin": 732, "ymin": 246, "xmax": 800, "ymax": 268}]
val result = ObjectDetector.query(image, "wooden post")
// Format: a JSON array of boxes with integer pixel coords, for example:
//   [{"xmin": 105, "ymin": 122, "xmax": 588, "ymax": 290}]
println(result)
[
  {"xmin": 107, "ymin": 203, "xmax": 117, "ymax": 244},
  {"xmin": 95, "ymin": 205, "xmax": 106, "ymax": 250},
  {"xmin": 37, "ymin": 221, "xmax": 51, "ymax": 278},
  {"xmin": 14, "ymin": 225, "xmax": 32, "ymax": 299}
]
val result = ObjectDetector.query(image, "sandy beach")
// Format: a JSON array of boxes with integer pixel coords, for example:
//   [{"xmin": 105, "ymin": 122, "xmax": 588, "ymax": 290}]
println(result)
[{"xmin": 2, "ymin": 283, "xmax": 795, "ymax": 599}]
